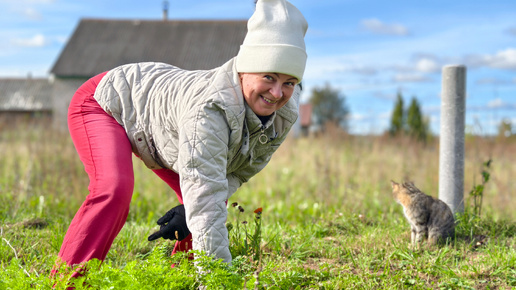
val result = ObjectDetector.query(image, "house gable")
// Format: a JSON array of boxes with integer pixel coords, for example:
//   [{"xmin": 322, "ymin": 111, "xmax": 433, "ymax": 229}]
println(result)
[{"xmin": 50, "ymin": 19, "xmax": 248, "ymax": 78}]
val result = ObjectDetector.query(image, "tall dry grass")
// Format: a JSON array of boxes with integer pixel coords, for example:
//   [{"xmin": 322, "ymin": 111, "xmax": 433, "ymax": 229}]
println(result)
[
  {"xmin": 241, "ymin": 127, "xmax": 516, "ymax": 221},
  {"xmin": 1, "ymin": 117, "xmax": 515, "ymax": 225}
]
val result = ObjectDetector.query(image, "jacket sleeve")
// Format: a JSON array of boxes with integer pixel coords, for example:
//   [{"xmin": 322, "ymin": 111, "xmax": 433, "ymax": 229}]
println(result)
[
  {"xmin": 227, "ymin": 174, "xmax": 242, "ymax": 199},
  {"xmin": 230, "ymin": 143, "xmax": 281, "ymax": 188},
  {"xmin": 177, "ymin": 102, "xmax": 233, "ymax": 264}
]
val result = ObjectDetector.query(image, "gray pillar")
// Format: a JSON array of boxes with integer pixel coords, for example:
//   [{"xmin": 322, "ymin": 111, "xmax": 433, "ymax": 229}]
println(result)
[{"xmin": 439, "ymin": 65, "xmax": 466, "ymax": 214}]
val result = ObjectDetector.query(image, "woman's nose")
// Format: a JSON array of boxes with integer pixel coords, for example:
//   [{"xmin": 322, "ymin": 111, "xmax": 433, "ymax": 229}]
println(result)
[{"xmin": 269, "ymin": 83, "xmax": 283, "ymax": 98}]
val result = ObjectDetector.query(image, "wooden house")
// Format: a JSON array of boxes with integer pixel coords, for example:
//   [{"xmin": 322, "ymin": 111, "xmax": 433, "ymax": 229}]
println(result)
[
  {"xmin": 49, "ymin": 18, "xmax": 247, "ymax": 128},
  {"xmin": 0, "ymin": 78, "xmax": 52, "ymax": 121}
]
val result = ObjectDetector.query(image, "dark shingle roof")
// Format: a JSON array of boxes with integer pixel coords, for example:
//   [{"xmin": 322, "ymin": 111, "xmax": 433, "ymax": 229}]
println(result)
[
  {"xmin": 51, "ymin": 19, "xmax": 247, "ymax": 77},
  {"xmin": 0, "ymin": 78, "xmax": 52, "ymax": 111}
]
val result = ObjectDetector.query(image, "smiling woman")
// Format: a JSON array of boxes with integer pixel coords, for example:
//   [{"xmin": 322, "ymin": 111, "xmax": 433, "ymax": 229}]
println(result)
[
  {"xmin": 52, "ymin": 0, "xmax": 308, "ymax": 281},
  {"xmin": 239, "ymin": 73, "xmax": 298, "ymax": 117}
]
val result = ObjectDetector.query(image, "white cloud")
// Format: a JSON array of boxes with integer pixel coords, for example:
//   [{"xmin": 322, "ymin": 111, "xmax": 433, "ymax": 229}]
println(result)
[
  {"xmin": 487, "ymin": 98, "xmax": 505, "ymax": 108},
  {"xmin": 348, "ymin": 66, "xmax": 378, "ymax": 76},
  {"xmin": 361, "ymin": 18, "xmax": 410, "ymax": 36},
  {"xmin": 336, "ymin": 64, "xmax": 378, "ymax": 76},
  {"xmin": 466, "ymin": 98, "xmax": 516, "ymax": 111},
  {"xmin": 372, "ymin": 91, "xmax": 396, "ymax": 101},
  {"xmin": 465, "ymin": 48, "xmax": 516, "ymax": 70},
  {"xmin": 415, "ymin": 58, "xmax": 441, "ymax": 73},
  {"xmin": 11, "ymin": 34, "xmax": 47, "ymax": 47},
  {"xmin": 475, "ymin": 77, "xmax": 516, "ymax": 85},
  {"xmin": 349, "ymin": 113, "xmax": 368, "ymax": 121},
  {"xmin": 392, "ymin": 73, "xmax": 433, "ymax": 83},
  {"xmin": 23, "ymin": 7, "xmax": 42, "ymax": 20},
  {"xmin": 484, "ymin": 49, "xmax": 516, "ymax": 70},
  {"xmin": 351, "ymin": 110, "xmax": 391, "ymax": 122},
  {"xmin": 381, "ymin": 54, "xmax": 445, "ymax": 76},
  {"xmin": 55, "ymin": 35, "xmax": 68, "ymax": 44}
]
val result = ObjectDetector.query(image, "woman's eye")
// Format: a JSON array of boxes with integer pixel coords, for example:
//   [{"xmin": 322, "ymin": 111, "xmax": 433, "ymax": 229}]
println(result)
[{"xmin": 264, "ymin": 75, "xmax": 274, "ymax": 81}]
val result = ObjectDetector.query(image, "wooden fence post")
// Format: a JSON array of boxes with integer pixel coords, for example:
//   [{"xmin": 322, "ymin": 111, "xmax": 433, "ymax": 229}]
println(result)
[{"xmin": 439, "ymin": 65, "xmax": 466, "ymax": 214}]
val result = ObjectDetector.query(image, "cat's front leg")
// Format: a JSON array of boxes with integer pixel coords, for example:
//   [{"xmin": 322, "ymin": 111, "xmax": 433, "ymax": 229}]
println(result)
[
  {"xmin": 411, "ymin": 227, "xmax": 417, "ymax": 246},
  {"xmin": 415, "ymin": 225, "xmax": 428, "ymax": 246}
]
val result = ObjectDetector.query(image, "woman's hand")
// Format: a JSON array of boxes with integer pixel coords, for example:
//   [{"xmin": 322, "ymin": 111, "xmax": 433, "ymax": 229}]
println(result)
[{"xmin": 148, "ymin": 204, "xmax": 190, "ymax": 241}]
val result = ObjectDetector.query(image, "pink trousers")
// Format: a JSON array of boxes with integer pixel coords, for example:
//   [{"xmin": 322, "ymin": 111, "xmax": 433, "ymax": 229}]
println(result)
[{"xmin": 58, "ymin": 72, "xmax": 191, "ymax": 267}]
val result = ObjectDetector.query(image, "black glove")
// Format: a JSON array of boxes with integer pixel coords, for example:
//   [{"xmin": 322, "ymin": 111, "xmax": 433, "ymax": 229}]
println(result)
[{"xmin": 147, "ymin": 204, "xmax": 190, "ymax": 242}]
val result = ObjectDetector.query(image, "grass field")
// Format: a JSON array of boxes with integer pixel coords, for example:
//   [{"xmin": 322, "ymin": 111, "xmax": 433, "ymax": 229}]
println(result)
[{"xmin": 1, "ymin": 117, "xmax": 516, "ymax": 289}]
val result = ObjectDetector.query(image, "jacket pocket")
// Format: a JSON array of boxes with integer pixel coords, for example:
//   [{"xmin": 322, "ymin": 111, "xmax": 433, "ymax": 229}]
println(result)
[
  {"xmin": 251, "ymin": 144, "xmax": 280, "ymax": 165},
  {"xmin": 133, "ymin": 131, "xmax": 163, "ymax": 170}
]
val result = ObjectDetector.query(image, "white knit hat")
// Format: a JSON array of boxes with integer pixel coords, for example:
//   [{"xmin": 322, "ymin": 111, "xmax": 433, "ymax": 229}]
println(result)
[{"xmin": 236, "ymin": 0, "xmax": 308, "ymax": 81}]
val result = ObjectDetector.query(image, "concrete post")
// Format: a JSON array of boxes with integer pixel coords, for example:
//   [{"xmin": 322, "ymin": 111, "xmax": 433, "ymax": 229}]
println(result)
[{"xmin": 439, "ymin": 65, "xmax": 466, "ymax": 214}]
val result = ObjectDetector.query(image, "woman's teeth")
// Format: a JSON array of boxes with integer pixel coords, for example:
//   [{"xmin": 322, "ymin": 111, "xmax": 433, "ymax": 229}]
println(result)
[{"xmin": 262, "ymin": 96, "xmax": 277, "ymax": 104}]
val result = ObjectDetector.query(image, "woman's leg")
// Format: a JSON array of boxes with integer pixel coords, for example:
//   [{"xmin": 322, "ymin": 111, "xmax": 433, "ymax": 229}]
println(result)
[
  {"xmin": 58, "ymin": 72, "xmax": 135, "ymax": 267},
  {"xmin": 151, "ymin": 169, "xmax": 193, "ymax": 256}
]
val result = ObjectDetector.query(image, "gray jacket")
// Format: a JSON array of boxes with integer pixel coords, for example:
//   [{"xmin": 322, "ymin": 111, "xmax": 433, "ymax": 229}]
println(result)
[{"xmin": 93, "ymin": 58, "xmax": 299, "ymax": 263}]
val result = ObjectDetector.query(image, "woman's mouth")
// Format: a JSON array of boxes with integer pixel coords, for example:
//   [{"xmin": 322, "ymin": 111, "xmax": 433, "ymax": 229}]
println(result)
[{"xmin": 261, "ymin": 95, "xmax": 278, "ymax": 104}]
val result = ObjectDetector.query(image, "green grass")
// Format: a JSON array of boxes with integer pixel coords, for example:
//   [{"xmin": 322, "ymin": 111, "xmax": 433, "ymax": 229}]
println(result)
[{"xmin": 1, "ymin": 118, "xmax": 516, "ymax": 289}]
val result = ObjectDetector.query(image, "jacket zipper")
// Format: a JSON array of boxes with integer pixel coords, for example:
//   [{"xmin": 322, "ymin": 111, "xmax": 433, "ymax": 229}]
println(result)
[
  {"xmin": 229, "ymin": 125, "xmax": 266, "ymax": 166},
  {"xmin": 250, "ymin": 126, "xmax": 268, "ymax": 144}
]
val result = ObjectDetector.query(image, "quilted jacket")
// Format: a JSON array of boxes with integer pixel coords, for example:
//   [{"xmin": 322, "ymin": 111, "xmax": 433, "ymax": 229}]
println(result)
[{"xmin": 93, "ymin": 58, "xmax": 300, "ymax": 263}]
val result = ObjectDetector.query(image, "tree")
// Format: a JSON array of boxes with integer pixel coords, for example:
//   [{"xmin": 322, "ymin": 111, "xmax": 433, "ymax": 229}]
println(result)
[
  {"xmin": 389, "ymin": 91, "xmax": 404, "ymax": 136},
  {"xmin": 497, "ymin": 119, "xmax": 513, "ymax": 138},
  {"xmin": 388, "ymin": 91, "xmax": 431, "ymax": 141},
  {"xmin": 406, "ymin": 97, "xmax": 430, "ymax": 142},
  {"xmin": 309, "ymin": 83, "xmax": 349, "ymax": 131}
]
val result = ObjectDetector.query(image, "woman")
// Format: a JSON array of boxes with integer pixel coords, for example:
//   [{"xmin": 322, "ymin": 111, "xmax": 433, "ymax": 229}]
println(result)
[{"xmin": 57, "ymin": 0, "xmax": 307, "ymax": 269}]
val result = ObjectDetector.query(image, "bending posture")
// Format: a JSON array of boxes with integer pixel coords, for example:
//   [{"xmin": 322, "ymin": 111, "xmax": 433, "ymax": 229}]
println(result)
[{"xmin": 57, "ymin": 0, "xmax": 308, "ymax": 270}]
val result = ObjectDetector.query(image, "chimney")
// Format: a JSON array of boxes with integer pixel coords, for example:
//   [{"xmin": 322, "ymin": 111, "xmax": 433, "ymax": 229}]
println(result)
[{"xmin": 163, "ymin": 0, "xmax": 169, "ymax": 21}]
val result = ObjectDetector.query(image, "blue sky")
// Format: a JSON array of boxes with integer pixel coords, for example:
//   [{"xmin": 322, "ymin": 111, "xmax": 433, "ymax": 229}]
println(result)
[{"xmin": 1, "ymin": 0, "xmax": 515, "ymax": 135}]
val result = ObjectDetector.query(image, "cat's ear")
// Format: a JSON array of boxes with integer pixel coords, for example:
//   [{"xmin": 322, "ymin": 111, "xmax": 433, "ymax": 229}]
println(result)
[{"xmin": 391, "ymin": 180, "xmax": 399, "ymax": 189}]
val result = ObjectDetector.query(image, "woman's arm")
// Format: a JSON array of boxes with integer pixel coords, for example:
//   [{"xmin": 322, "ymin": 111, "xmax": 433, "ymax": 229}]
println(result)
[{"xmin": 177, "ymin": 103, "xmax": 233, "ymax": 263}]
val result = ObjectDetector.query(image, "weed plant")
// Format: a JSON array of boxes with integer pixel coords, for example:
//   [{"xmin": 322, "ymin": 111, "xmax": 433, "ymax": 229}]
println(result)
[{"xmin": 1, "ymin": 119, "xmax": 516, "ymax": 289}]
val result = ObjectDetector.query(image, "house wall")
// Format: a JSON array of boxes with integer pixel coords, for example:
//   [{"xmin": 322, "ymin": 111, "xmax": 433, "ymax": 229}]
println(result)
[{"xmin": 51, "ymin": 78, "xmax": 87, "ymax": 131}]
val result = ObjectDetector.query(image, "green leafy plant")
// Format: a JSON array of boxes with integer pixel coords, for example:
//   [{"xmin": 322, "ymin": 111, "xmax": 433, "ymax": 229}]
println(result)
[
  {"xmin": 456, "ymin": 159, "xmax": 495, "ymax": 241},
  {"xmin": 227, "ymin": 202, "xmax": 263, "ymax": 263},
  {"xmin": 469, "ymin": 159, "xmax": 492, "ymax": 217}
]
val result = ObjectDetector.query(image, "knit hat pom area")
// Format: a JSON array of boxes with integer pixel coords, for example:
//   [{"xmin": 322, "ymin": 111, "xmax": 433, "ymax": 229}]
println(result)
[{"xmin": 236, "ymin": 0, "xmax": 308, "ymax": 82}]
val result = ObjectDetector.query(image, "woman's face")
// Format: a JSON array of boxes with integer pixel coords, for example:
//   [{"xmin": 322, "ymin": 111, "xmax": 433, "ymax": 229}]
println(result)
[{"xmin": 239, "ymin": 72, "xmax": 298, "ymax": 117}]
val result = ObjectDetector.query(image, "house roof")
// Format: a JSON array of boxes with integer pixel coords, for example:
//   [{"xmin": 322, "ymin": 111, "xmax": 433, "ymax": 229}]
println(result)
[
  {"xmin": 0, "ymin": 78, "xmax": 52, "ymax": 111},
  {"xmin": 50, "ymin": 19, "xmax": 248, "ymax": 77}
]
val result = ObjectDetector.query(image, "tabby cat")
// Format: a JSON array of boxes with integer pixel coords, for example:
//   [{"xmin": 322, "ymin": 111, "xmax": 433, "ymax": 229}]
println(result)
[{"xmin": 391, "ymin": 181, "xmax": 455, "ymax": 246}]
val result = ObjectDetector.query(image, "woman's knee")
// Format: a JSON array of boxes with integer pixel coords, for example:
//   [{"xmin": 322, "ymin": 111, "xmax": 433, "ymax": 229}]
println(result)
[{"xmin": 89, "ymin": 173, "xmax": 135, "ymax": 206}]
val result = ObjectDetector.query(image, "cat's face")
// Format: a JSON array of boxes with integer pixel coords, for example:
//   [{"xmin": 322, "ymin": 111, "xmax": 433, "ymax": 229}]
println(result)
[
  {"xmin": 391, "ymin": 180, "xmax": 400, "ymax": 199},
  {"xmin": 391, "ymin": 180, "xmax": 410, "ymax": 206}
]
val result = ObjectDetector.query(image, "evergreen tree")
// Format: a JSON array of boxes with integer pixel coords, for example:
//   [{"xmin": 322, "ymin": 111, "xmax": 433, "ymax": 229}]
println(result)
[
  {"xmin": 388, "ymin": 92, "xmax": 430, "ymax": 141},
  {"xmin": 309, "ymin": 83, "xmax": 349, "ymax": 131},
  {"xmin": 406, "ymin": 97, "xmax": 429, "ymax": 142},
  {"xmin": 389, "ymin": 91, "xmax": 405, "ymax": 136}
]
